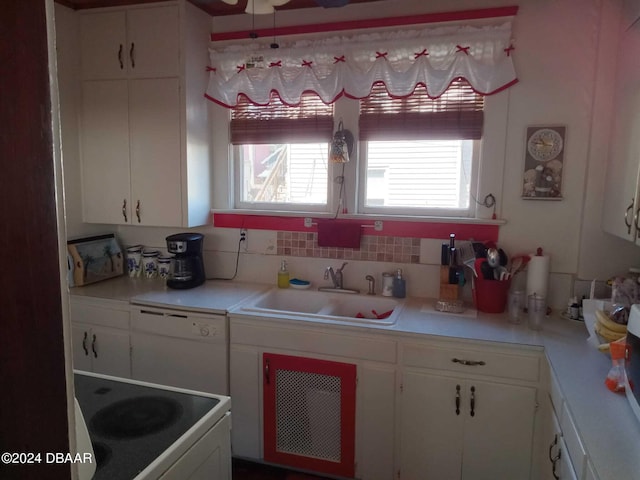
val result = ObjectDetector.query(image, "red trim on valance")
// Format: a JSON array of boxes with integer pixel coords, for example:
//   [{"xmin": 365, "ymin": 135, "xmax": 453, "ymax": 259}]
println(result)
[
  {"xmin": 212, "ymin": 213, "xmax": 500, "ymax": 242},
  {"xmin": 211, "ymin": 6, "xmax": 519, "ymax": 42}
]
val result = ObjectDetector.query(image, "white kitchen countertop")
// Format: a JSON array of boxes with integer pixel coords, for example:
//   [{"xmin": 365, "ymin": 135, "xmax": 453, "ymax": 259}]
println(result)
[{"xmin": 69, "ymin": 278, "xmax": 640, "ymax": 479}]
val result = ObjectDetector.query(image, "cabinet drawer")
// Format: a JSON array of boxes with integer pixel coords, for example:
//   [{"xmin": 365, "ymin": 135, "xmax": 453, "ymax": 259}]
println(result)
[
  {"xmin": 70, "ymin": 299, "xmax": 130, "ymax": 329},
  {"xmin": 402, "ymin": 342, "xmax": 540, "ymax": 382},
  {"xmin": 231, "ymin": 321, "xmax": 396, "ymax": 363},
  {"xmin": 560, "ymin": 402, "xmax": 587, "ymax": 480}
]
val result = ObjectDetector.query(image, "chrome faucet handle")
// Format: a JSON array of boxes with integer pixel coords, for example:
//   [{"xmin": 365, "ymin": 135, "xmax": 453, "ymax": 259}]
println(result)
[
  {"xmin": 337, "ymin": 262, "xmax": 348, "ymax": 273},
  {"xmin": 324, "ymin": 267, "xmax": 331, "ymax": 280},
  {"xmin": 366, "ymin": 275, "xmax": 375, "ymax": 295}
]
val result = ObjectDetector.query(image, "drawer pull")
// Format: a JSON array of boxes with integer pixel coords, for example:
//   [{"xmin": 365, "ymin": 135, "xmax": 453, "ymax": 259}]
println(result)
[
  {"xmin": 122, "ymin": 199, "xmax": 127, "ymax": 222},
  {"xmin": 455, "ymin": 384, "xmax": 461, "ymax": 415},
  {"xmin": 452, "ymin": 358, "xmax": 486, "ymax": 367},
  {"xmin": 82, "ymin": 331, "xmax": 88, "ymax": 356},
  {"xmin": 91, "ymin": 334, "xmax": 98, "ymax": 358},
  {"xmin": 551, "ymin": 448, "xmax": 561, "ymax": 479},
  {"xmin": 470, "ymin": 385, "xmax": 476, "ymax": 417},
  {"xmin": 118, "ymin": 44, "xmax": 123, "ymax": 69},
  {"xmin": 548, "ymin": 434, "xmax": 558, "ymax": 462}
]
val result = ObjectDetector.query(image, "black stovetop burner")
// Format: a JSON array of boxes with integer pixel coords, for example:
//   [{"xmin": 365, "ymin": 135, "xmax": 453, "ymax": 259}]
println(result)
[
  {"xmin": 90, "ymin": 396, "xmax": 182, "ymax": 439},
  {"xmin": 75, "ymin": 373, "xmax": 219, "ymax": 480}
]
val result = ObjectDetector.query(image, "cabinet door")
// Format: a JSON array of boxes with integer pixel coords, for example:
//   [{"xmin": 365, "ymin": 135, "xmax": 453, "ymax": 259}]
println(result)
[
  {"xmin": 399, "ymin": 371, "xmax": 463, "ymax": 480},
  {"xmin": 602, "ymin": 18, "xmax": 640, "ymax": 241},
  {"xmin": 263, "ymin": 352, "xmax": 356, "ymax": 479},
  {"xmin": 79, "ymin": 11, "xmax": 127, "ymax": 80},
  {"xmin": 81, "ymin": 80, "xmax": 131, "ymax": 224},
  {"xmin": 126, "ymin": 6, "xmax": 180, "ymax": 79},
  {"xmin": 71, "ymin": 323, "xmax": 92, "ymax": 372},
  {"xmin": 461, "ymin": 380, "xmax": 537, "ymax": 480},
  {"xmin": 91, "ymin": 326, "xmax": 131, "ymax": 378},
  {"xmin": 129, "ymin": 78, "xmax": 182, "ymax": 226},
  {"xmin": 230, "ymin": 346, "xmax": 262, "ymax": 460},
  {"xmin": 356, "ymin": 364, "xmax": 396, "ymax": 480}
]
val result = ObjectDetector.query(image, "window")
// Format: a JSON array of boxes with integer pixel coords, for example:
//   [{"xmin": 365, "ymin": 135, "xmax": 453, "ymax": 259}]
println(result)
[
  {"xmin": 358, "ymin": 81, "xmax": 483, "ymax": 217},
  {"xmin": 230, "ymin": 81, "xmax": 484, "ymax": 218},
  {"xmin": 232, "ymin": 93, "xmax": 334, "ymax": 211}
]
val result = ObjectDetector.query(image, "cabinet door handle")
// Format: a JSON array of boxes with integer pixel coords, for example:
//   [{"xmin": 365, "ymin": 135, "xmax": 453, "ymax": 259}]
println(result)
[
  {"xmin": 118, "ymin": 44, "xmax": 123, "ymax": 69},
  {"xmin": 455, "ymin": 384, "xmax": 461, "ymax": 415},
  {"xmin": 625, "ymin": 198, "xmax": 634, "ymax": 234},
  {"xmin": 470, "ymin": 386, "xmax": 476, "ymax": 417},
  {"xmin": 635, "ymin": 205, "xmax": 640, "ymax": 233},
  {"xmin": 264, "ymin": 359, "xmax": 270, "ymax": 385},
  {"xmin": 122, "ymin": 199, "xmax": 128, "ymax": 222},
  {"xmin": 135, "ymin": 200, "xmax": 141, "ymax": 223},
  {"xmin": 551, "ymin": 448, "xmax": 561, "ymax": 480},
  {"xmin": 82, "ymin": 331, "xmax": 88, "ymax": 356},
  {"xmin": 130, "ymin": 42, "xmax": 135, "ymax": 68},
  {"xmin": 91, "ymin": 334, "xmax": 98, "ymax": 358},
  {"xmin": 548, "ymin": 433, "xmax": 558, "ymax": 462},
  {"xmin": 452, "ymin": 358, "xmax": 485, "ymax": 367}
]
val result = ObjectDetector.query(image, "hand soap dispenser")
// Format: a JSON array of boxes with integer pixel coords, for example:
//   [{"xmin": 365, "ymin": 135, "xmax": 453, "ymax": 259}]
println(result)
[{"xmin": 277, "ymin": 260, "xmax": 290, "ymax": 288}]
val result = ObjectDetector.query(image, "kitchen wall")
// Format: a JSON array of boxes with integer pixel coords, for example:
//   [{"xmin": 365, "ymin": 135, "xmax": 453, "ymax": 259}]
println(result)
[{"xmin": 56, "ymin": 0, "xmax": 640, "ymax": 308}]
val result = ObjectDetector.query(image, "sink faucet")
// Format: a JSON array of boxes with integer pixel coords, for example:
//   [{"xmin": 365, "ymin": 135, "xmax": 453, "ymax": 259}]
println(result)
[
  {"xmin": 325, "ymin": 262, "xmax": 348, "ymax": 289},
  {"xmin": 366, "ymin": 275, "xmax": 376, "ymax": 295}
]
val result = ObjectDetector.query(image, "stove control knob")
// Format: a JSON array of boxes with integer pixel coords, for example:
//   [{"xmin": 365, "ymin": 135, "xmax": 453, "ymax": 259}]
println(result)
[{"xmin": 199, "ymin": 326, "xmax": 210, "ymax": 336}]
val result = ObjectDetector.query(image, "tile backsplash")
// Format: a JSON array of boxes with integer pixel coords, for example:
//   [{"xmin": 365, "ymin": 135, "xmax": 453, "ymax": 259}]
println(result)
[{"xmin": 276, "ymin": 231, "xmax": 421, "ymax": 263}]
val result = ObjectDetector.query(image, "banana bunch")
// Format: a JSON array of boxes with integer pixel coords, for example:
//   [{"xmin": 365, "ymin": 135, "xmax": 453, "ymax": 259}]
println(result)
[{"xmin": 594, "ymin": 309, "xmax": 627, "ymax": 351}]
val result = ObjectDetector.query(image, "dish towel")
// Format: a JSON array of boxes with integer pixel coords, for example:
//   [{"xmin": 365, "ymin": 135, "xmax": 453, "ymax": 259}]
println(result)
[{"xmin": 317, "ymin": 220, "xmax": 362, "ymax": 248}]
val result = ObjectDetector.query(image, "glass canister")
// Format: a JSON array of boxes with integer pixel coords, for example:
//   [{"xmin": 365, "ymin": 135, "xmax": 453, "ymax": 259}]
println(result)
[
  {"xmin": 508, "ymin": 290, "xmax": 525, "ymax": 324},
  {"xmin": 527, "ymin": 293, "xmax": 546, "ymax": 331}
]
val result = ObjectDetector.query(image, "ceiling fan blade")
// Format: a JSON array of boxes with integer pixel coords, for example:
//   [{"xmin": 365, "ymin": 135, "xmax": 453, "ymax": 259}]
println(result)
[
  {"xmin": 245, "ymin": 0, "xmax": 275, "ymax": 14},
  {"xmin": 219, "ymin": 0, "xmax": 239, "ymax": 5}
]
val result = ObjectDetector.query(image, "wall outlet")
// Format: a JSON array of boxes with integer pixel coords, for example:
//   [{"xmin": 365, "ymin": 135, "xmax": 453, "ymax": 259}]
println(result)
[{"xmin": 240, "ymin": 228, "xmax": 248, "ymax": 252}]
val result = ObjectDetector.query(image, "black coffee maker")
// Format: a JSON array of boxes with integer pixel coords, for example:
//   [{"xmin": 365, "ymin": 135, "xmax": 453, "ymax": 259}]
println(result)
[{"xmin": 166, "ymin": 233, "xmax": 205, "ymax": 289}]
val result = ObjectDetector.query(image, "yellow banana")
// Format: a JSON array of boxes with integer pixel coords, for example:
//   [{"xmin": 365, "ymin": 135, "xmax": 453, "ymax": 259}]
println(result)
[
  {"xmin": 595, "ymin": 309, "xmax": 628, "ymax": 333},
  {"xmin": 597, "ymin": 342, "xmax": 611, "ymax": 353},
  {"xmin": 594, "ymin": 321, "xmax": 626, "ymax": 342}
]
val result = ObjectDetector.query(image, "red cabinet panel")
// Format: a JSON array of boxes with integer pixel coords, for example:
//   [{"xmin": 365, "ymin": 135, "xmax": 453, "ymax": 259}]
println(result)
[{"xmin": 263, "ymin": 353, "xmax": 356, "ymax": 478}]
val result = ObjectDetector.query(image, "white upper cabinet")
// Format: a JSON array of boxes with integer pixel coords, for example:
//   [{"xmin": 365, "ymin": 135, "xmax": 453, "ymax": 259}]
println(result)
[
  {"xmin": 79, "ymin": 6, "xmax": 179, "ymax": 80},
  {"xmin": 78, "ymin": 1, "xmax": 211, "ymax": 228},
  {"xmin": 603, "ymin": 8, "xmax": 640, "ymax": 243}
]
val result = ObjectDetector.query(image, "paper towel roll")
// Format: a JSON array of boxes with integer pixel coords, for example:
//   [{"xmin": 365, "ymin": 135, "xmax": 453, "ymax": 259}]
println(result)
[{"xmin": 526, "ymin": 255, "xmax": 550, "ymax": 299}]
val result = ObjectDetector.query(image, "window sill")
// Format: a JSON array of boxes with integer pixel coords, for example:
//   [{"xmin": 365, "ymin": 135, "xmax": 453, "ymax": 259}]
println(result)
[{"xmin": 211, "ymin": 210, "xmax": 504, "ymax": 241}]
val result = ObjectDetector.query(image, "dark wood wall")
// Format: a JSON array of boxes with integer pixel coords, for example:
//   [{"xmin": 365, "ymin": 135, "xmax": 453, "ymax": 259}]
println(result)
[{"xmin": 0, "ymin": 1, "xmax": 70, "ymax": 479}]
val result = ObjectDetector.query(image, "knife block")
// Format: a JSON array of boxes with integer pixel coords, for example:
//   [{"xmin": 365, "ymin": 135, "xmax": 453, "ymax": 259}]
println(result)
[{"xmin": 439, "ymin": 266, "xmax": 459, "ymax": 301}]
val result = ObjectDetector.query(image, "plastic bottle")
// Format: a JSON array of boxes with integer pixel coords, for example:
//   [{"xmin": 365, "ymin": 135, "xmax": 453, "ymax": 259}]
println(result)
[
  {"xmin": 392, "ymin": 268, "xmax": 406, "ymax": 298},
  {"xmin": 277, "ymin": 260, "xmax": 290, "ymax": 288}
]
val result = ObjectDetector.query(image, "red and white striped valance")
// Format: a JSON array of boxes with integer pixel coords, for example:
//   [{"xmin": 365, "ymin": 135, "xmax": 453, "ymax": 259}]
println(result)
[{"xmin": 206, "ymin": 20, "xmax": 517, "ymax": 107}]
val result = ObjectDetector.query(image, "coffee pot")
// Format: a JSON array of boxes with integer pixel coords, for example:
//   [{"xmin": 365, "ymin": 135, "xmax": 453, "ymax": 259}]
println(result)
[{"xmin": 165, "ymin": 233, "xmax": 205, "ymax": 289}]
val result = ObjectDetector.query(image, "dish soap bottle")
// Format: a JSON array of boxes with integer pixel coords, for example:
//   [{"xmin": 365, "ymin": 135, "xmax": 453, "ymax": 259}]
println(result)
[
  {"xmin": 392, "ymin": 268, "xmax": 406, "ymax": 298},
  {"xmin": 277, "ymin": 260, "xmax": 290, "ymax": 288}
]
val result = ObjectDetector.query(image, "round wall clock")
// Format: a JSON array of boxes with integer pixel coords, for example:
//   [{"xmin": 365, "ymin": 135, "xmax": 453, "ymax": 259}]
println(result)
[{"xmin": 527, "ymin": 128, "xmax": 564, "ymax": 162}]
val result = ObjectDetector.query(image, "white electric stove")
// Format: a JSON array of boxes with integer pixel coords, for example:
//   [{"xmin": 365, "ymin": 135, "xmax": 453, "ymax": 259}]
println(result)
[{"xmin": 74, "ymin": 370, "xmax": 231, "ymax": 480}]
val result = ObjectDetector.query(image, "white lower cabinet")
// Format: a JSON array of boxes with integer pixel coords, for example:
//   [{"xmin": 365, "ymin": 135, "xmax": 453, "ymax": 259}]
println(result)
[
  {"xmin": 70, "ymin": 297, "xmax": 131, "ymax": 378},
  {"xmin": 398, "ymin": 340, "xmax": 540, "ymax": 480},
  {"xmin": 228, "ymin": 318, "xmax": 396, "ymax": 480},
  {"xmin": 399, "ymin": 370, "xmax": 537, "ymax": 480}
]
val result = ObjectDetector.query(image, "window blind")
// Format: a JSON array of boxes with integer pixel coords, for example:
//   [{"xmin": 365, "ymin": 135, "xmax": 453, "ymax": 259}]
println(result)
[
  {"xmin": 359, "ymin": 80, "xmax": 484, "ymax": 141},
  {"xmin": 231, "ymin": 93, "xmax": 334, "ymax": 144}
]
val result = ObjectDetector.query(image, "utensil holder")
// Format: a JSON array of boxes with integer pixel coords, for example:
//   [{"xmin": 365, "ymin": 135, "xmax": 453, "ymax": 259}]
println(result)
[{"xmin": 473, "ymin": 277, "xmax": 510, "ymax": 313}]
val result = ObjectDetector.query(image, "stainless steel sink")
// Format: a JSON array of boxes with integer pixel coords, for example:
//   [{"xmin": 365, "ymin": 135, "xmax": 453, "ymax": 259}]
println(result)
[{"xmin": 237, "ymin": 288, "xmax": 402, "ymax": 325}]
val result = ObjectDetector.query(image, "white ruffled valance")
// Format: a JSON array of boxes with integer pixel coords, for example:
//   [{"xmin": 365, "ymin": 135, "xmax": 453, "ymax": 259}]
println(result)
[{"xmin": 206, "ymin": 21, "xmax": 517, "ymax": 107}]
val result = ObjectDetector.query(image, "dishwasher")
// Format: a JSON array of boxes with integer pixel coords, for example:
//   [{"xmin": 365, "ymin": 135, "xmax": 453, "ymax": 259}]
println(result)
[{"xmin": 130, "ymin": 306, "xmax": 228, "ymax": 395}]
